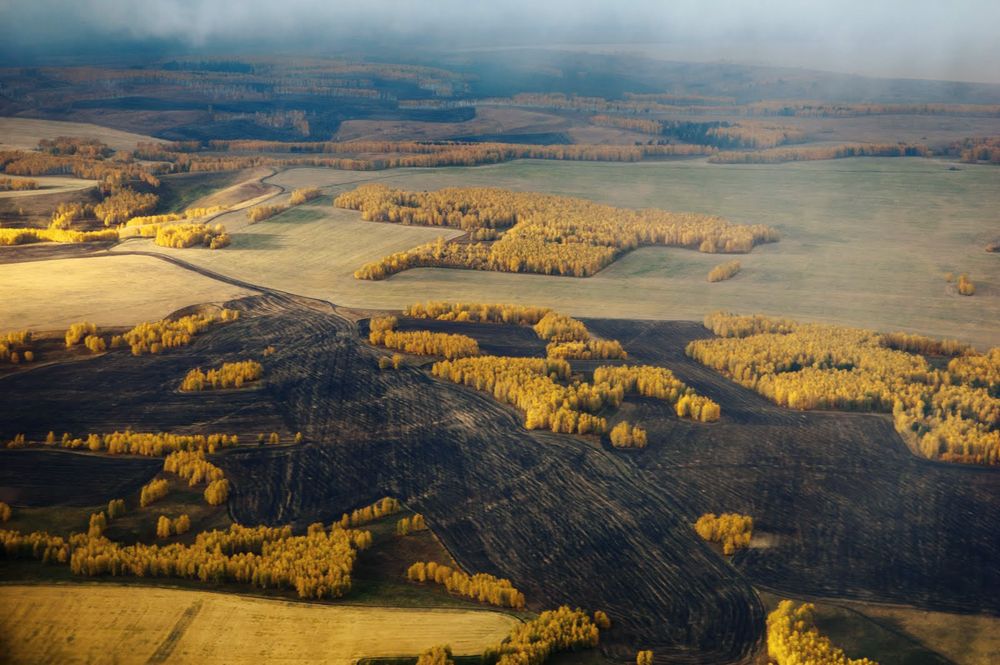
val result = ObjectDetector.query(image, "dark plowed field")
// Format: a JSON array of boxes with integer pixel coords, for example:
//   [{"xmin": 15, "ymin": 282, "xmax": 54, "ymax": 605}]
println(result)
[
  {"xmin": 0, "ymin": 450, "xmax": 159, "ymax": 506},
  {"xmin": 2, "ymin": 298, "xmax": 998, "ymax": 663}
]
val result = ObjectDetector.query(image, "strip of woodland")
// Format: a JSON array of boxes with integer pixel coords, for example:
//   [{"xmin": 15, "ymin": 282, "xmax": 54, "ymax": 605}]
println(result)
[
  {"xmin": 339, "ymin": 185, "xmax": 778, "ymax": 280},
  {"xmin": 406, "ymin": 561, "xmax": 526, "ymax": 609}
]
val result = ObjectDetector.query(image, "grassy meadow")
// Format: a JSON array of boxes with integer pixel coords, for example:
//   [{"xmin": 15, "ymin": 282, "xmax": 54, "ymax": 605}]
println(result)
[
  {"xmin": 0, "ymin": 255, "xmax": 252, "ymax": 331},
  {"xmin": 116, "ymin": 158, "xmax": 999, "ymax": 348}
]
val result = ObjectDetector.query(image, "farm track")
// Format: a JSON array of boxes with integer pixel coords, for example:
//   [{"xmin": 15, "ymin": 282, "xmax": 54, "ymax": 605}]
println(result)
[{"xmin": 1, "ymin": 292, "xmax": 997, "ymax": 660}]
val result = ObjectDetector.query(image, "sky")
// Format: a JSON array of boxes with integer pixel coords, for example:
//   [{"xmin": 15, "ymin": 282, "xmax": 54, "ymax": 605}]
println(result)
[{"xmin": 1, "ymin": 0, "xmax": 999, "ymax": 84}]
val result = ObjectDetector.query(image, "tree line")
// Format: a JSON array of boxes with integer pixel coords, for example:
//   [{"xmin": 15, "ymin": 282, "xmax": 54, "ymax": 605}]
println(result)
[
  {"xmin": 406, "ymin": 561, "xmax": 526, "ymax": 609},
  {"xmin": 338, "ymin": 185, "xmax": 778, "ymax": 281},
  {"xmin": 120, "ymin": 308, "xmax": 239, "ymax": 356},
  {"xmin": 368, "ymin": 316, "xmax": 480, "ymax": 359},
  {"xmin": 690, "ymin": 312, "xmax": 999, "ymax": 464},
  {"xmin": 4, "ymin": 430, "xmax": 239, "ymax": 455},
  {"xmin": 337, "ymin": 497, "xmax": 402, "ymax": 528},
  {"xmin": 709, "ymin": 143, "xmax": 930, "ymax": 164}
]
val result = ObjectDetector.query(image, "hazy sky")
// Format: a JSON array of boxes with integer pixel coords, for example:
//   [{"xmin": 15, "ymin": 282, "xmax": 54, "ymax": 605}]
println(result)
[{"xmin": 2, "ymin": 0, "xmax": 999, "ymax": 83}]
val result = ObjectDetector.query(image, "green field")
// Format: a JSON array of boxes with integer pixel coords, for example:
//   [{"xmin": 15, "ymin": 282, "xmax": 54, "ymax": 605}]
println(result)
[{"xmin": 104, "ymin": 158, "xmax": 1000, "ymax": 349}]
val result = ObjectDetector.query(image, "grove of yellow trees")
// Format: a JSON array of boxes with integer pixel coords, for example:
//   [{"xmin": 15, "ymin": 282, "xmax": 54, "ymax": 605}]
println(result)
[
  {"xmin": 157, "ymin": 514, "xmax": 191, "ymax": 538},
  {"xmin": 694, "ymin": 513, "xmax": 753, "ymax": 555},
  {"xmin": 154, "ymin": 223, "xmax": 230, "ymax": 249},
  {"xmin": 163, "ymin": 450, "xmax": 225, "ymax": 486},
  {"xmin": 140, "ymin": 479, "xmax": 170, "ymax": 507},
  {"xmin": 768, "ymin": 601, "xmax": 879, "ymax": 665},
  {"xmin": 689, "ymin": 312, "xmax": 1000, "ymax": 464},
  {"xmin": 407, "ymin": 561, "xmax": 526, "ymax": 609},
  {"xmin": 484, "ymin": 606, "xmax": 600, "ymax": 665},
  {"xmin": 609, "ymin": 421, "xmax": 648, "ymax": 448},
  {"xmin": 0, "ymin": 502, "xmax": 11, "ymax": 522},
  {"xmin": 339, "ymin": 185, "xmax": 778, "ymax": 280},
  {"xmin": 204, "ymin": 479, "xmax": 230, "ymax": 506},
  {"xmin": 180, "ymin": 360, "xmax": 263, "ymax": 391},
  {"xmin": 416, "ymin": 645, "xmax": 453, "ymax": 665},
  {"xmin": 396, "ymin": 514, "xmax": 427, "ymax": 536},
  {"xmin": 121, "ymin": 309, "xmax": 239, "ymax": 356},
  {"xmin": 432, "ymin": 356, "xmax": 610, "ymax": 435},
  {"xmin": 1, "ymin": 330, "xmax": 33, "ymax": 365},
  {"xmin": 593, "ymin": 364, "xmax": 721, "ymax": 422},
  {"xmin": 368, "ymin": 316, "xmax": 479, "ymax": 359},
  {"xmin": 708, "ymin": 260, "xmax": 741, "ymax": 282}
]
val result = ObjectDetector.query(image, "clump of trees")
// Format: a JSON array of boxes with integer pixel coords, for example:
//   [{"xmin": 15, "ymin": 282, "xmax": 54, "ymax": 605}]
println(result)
[
  {"xmin": 65, "ymin": 321, "xmax": 98, "ymax": 347},
  {"xmin": 768, "ymin": 601, "xmax": 879, "ymax": 665},
  {"xmin": 636, "ymin": 651, "xmax": 654, "ymax": 665},
  {"xmin": 94, "ymin": 188, "xmax": 159, "ymax": 226},
  {"xmin": 688, "ymin": 312, "xmax": 1000, "ymax": 465},
  {"xmin": 0, "ymin": 177, "xmax": 38, "ymax": 191},
  {"xmin": 288, "ymin": 187, "xmax": 322, "ymax": 205},
  {"xmin": 395, "ymin": 514, "xmax": 426, "ymax": 536},
  {"xmin": 157, "ymin": 514, "xmax": 191, "ymax": 538},
  {"xmin": 203, "ymin": 479, "xmax": 230, "ymax": 506},
  {"xmin": 154, "ymin": 223, "xmax": 230, "ymax": 249},
  {"xmin": 407, "ymin": 561, "xmax": 526, "ymax": 609},
  {"xmin": 180, "ymin": 360, "xmax": 263, "ymax": 391},
  {"xmin": 694, "ymin": 513, "xmax": 753, "ymax": 555},
  {"xmin": 432, "ymin": 356, "xmax": 610, "ymax": 435},
  {"xmin": 107, "ymin": 499, "xmax": 126, "ymax": 520},
  {"xmin": 1, "ymin": 330, "xmax": 34, "ymax": 365},
  {"xmin": 416, "ymin": 646, "xmax": 453, "ymax": 665},
  {"xmin": 339, "ymin": 185, "xmax": 778, "ymax": 280},
  {"xmin": 163, "ymin": 450, "xmax": 224, "ymax": 486},
  {"xmin": 0, "ymin": 502, "xmax": 11, "ymax": 522},
  {"xmin": 140, "ymin": 479, "xmax": 170, "ymax": 507},
  {"xmin": 957, "ymin": 274, "xmax": 975, "ymax": 296},
  {"xmin": 609, "ymin": 422, "xmax": 648, "ymax": 448},
  {"xmin": 66, "ymin": 522, "xmax": 370, "ymax": 600},
  {"xmin": 368, "ymin": 316, "xmax": 479, "ymax": 359},
  {"xmin": 121, "ymin": 308, "xmax": 239, "ymax": 355},
  {"xmin": 337, "ymin": 497, "xmax": 401, "ymax": 528},
  {"xmin": 708, "ymin": 260, "xmax": 741, "ymax": 282},
  {"xmin": 247, "ymin": 204, "xmax": 285, "ymax": 222},
  {"xmin": 484, "ymin": 606, "xmax": 600, "ymax": 665}
]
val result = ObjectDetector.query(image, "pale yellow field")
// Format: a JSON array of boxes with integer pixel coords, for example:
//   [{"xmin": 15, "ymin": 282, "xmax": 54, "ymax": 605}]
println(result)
[
  {"xmin": 0, "ymin": 255, "xmax": 252, "ymax": 331},
  {"xmin": 855, "ymin": 603, "xmax": 1000, "ymax": 665},
  {"xmin": 0, "ymin": 175, "xmax": 98, "ymax": 199},
  {"xmin": 0, "ymin": 117, "xmax": 161, "ymax": 152},
  {"xmin": 0, "ymin": 584, "xmax": 519, "ymax": 665}
]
